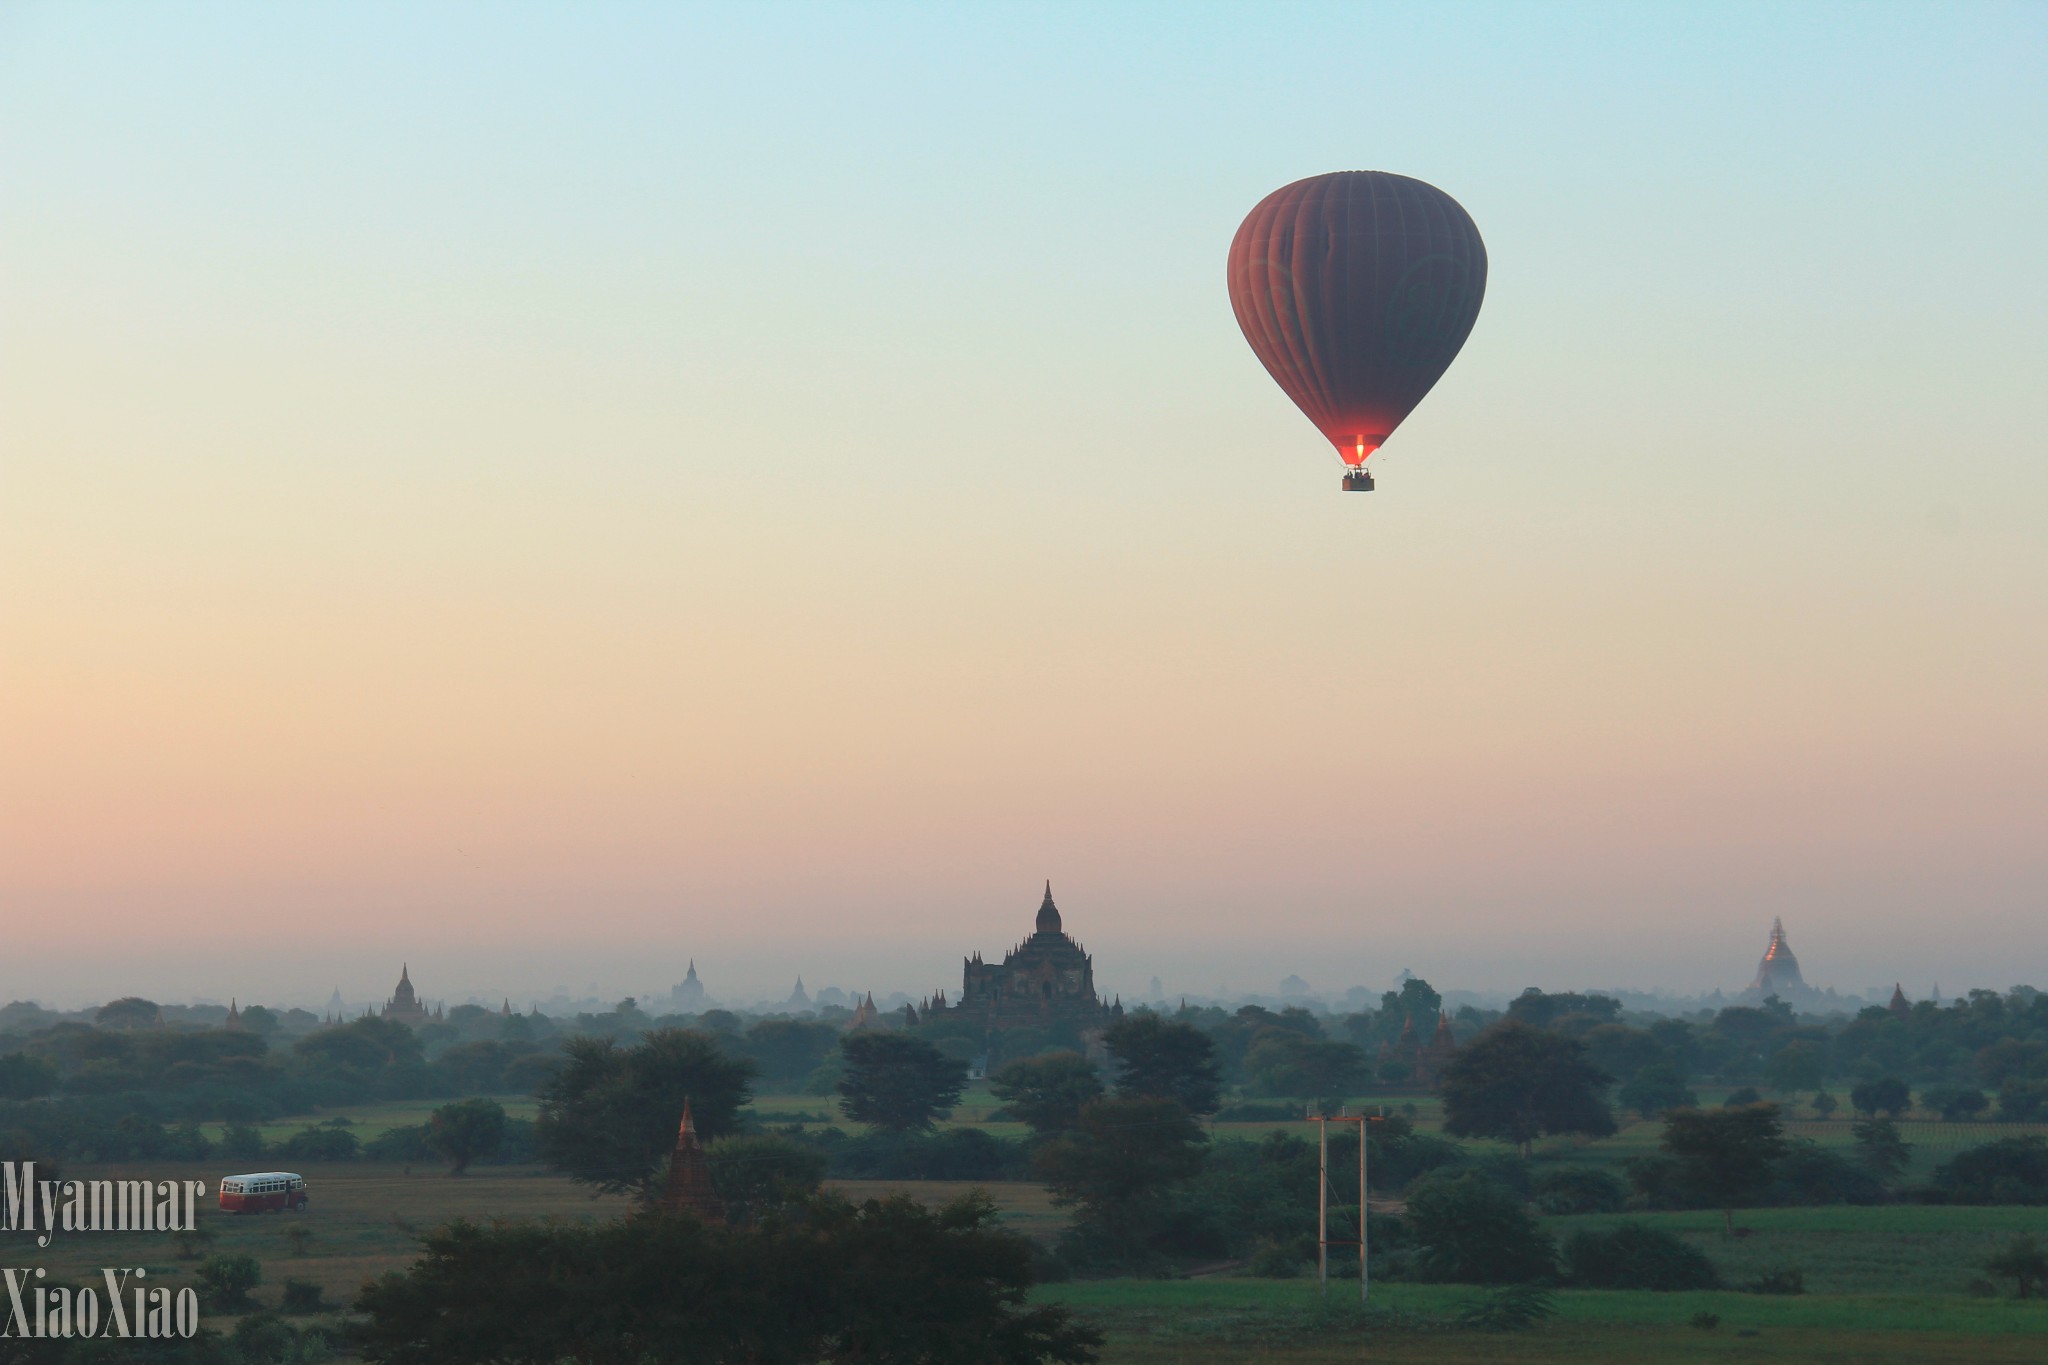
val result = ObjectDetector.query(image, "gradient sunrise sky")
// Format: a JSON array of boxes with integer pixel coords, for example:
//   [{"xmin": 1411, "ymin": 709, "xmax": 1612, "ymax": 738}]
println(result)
[{"xmin": 3, "ymin": 3, "xmax": 2044, "ymax": 1008}]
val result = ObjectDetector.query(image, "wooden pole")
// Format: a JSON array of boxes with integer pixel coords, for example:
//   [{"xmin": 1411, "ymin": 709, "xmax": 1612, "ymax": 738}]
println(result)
[
  {"xmin": 1359, "ymin": 1113, "xmax": 1369, "ymax": 1304},
  {"xmin": 1317, "ymin": 1114, "xmax": 1328, "ymax": 1291}
]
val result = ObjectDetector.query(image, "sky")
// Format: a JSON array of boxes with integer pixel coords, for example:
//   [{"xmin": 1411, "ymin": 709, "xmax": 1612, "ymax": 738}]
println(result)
[{"xmin": 3, "ymin": 2, "xmax": 2044, "ymax": 1009}]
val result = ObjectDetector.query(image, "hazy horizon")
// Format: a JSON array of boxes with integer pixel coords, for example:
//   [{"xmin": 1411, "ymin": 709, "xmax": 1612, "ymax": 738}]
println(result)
[{"xmin": 5, "ymin": 4, "xmax": 2044, "ymax": 1007}]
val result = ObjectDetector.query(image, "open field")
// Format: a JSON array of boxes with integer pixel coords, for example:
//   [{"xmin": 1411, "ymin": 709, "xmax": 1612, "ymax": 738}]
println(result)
[
  {"xmin": 1043, "ymin": 1280, "xmax": 2048, "ymax": 1363},
  {"xmin": 27, "ymin": 1161, "xmax": 2047, "ymax": 1363}
]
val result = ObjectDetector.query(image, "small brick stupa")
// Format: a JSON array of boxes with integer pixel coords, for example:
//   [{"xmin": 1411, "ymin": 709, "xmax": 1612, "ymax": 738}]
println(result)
[{"xmin": 656, "ymin": 1099, "xmax": 723, "ymax": 1223}]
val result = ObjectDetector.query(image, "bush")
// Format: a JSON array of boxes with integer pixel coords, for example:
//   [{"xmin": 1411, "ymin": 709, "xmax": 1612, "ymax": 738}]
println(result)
[
  {"xmin": 1563, "ymin": 1223, "xmax": 1720, "ymax": 1290},
  {"xmin": 279, "ymin": 1125, "xmax": 360, "ymax": 1161},
  {"xmin": 196, "ymin": 1253, "xmax": 262, "ymax": 1310},
  {"xmin": 824, "ymin": 1126, "xmax": 1026, "ymax": 1181},
  {"xmin": 363, "ymin": 1124, "xmax": 436, "ymax": 1161},
  {"xmin": 219, "ymin": 1122, "xmax": 268, "ymax": 1162},
  {"xmin": 1999, "ymin": 1080, "xmax": 2048, "ymax": 1123},
  {"xmin": 1455, "ymin": 1283, "xmax": 1554, "ymax": 1331},
  {"xmin": 1922, "ymin": 1085, "xmax": 1990, "ymax": 1121},
  {"xmin": 1766, "ymin": 1139, "xmax": 1887, "ymax": 1206},
  {"xmin": 280, "ymin": 1278, "xmax": 325, "ymax": 1314},
  {"xmin": 1932, "ymin": 1136, "xmax": 2048, "ymax": 1205},
  {"xmin": 1743, "ymin": 1266, "xmax": 1806, "ymax": 1295},
  {"xmin": 1404, "ymin": 1173, "xmax": 1556, "ymax": 1284},
  {"xmin": 1532, "ymin": 1166, "xmax": 1627, "ymax": 1215}
]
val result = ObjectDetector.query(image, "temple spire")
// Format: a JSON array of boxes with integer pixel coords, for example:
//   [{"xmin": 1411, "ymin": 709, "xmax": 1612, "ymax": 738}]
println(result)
[{"xmin": 1036, "ymin": 880, "xmax": 1061, "ymax": 934}]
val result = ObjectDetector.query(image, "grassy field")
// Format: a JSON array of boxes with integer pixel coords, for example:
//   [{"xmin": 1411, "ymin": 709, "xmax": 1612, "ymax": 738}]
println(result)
[
  {"xmin": 32, "ymin": 1160, "xmax": 2048, "ymax": 1364},
  {"xmin": 122, "ymin": 1088, "xmax": 2048, "ymax": 1362}
]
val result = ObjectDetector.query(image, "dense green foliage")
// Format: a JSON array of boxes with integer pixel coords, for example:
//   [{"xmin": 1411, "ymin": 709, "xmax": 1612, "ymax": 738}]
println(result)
[
  {"xmin": 350, "ymin": 1193, "xmax": 1100, "ymax": 1365},
  {"xmin": 535, "ymin": 1029, "xmax": 756, "ymax": 1201},
  {"xmin": 1101, "ymin": 1015, "xmax": 1223, "ymax": 1116},
  {"xmin": 425, "ymin": 1097, "xmax": 507, "ymax": 1174},
  {"xmin": 837, "ymin": 1031, "xmax": 969, "ymax": 1132},
  {"xmin": 989, "ymin": 1050, "xmax": 1104, "ymax": 1136},
  {"xmin": 1403, "ymin": 1172, "xmax": 1557, "ymax": 1284},
  {"xmin": 1563, "ymin": 1222, "xmax": 1721, "ymax": 1290},
  {"xmin": 1439, "ymin": 1022, "xmax": 1616, "ymax": 1154}
]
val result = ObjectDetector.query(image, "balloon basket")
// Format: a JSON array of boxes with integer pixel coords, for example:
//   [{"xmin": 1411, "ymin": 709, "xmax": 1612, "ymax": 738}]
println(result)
[{"xmin": 1341, "ymin": 470, "xmax": 1375, "ymax": 493}]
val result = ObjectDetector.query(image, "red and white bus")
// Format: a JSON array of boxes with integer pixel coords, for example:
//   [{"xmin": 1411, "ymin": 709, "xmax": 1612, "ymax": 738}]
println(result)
[{"xmin": 218, "ymin": 1172, "xmax": 309, "ymax": 1214}]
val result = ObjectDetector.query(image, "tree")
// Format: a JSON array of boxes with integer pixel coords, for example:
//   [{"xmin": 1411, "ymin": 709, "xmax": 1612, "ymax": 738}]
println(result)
[
  {"xmin": 2001, "ymin": 1079, "xmax": 2048, "ymax": 1122},
  {"xmin": 1102, "ymin": 1015, "xmax": 1222, "ymax": 1116},
  {"xmin": 350, "ymin": 1192, "xmax": 1100, "ymax": 1365},
  {"xmin": 1850, "ymin": 1077, "xmax": 1911, "ymax": 1118},
  {"xmin": 0, "ymin": 1052, "xmax": 58, "ymax": 1101},
  {"xmin": 536, "ymin": 1029, "xmax": 756, "ymax": 1201},
  {"xmin": 426, "ymin": 1098, "xmax": 507, "ymax": 1176},
  {"xmin": 1851, "ymin": 1115, "xmax": 1912, "ymax": 1182},
  {"xmin": 1984, "ymin": 1234, "xmax": 2048, "ymax": 1299},
  {"xmin": 95, "ymin": 997, "xmax": 160, "ymax": 1030},
  {"xmin": 1921, "ymin": 1085, "xmax": 1990, "ymax": 1121},
  {"xmin": 704, "ymin": 1134, "xmax": 827, "ymax": 1223},
  {"xmin": 1439, "ymin": 1022, "xmax": 1616, "ymax": 1157},
  {"xmin": 1763, "ymin": 1042, "xmax": 1824, "ymax": 1094},
  {"xmin": 1034, "ymin": 1096, "xmax": 1207, "ymax": 1263},
  {"xmin": 238, "ymin": 1005, "xmax": 281, "ymax": 1035},
  {"xmin": 1241, "ymin": 1033, "xmax": 1367, "ymax": 1103},
  {"xmin": 742, "ymin": 1019, "xmax": 840, "ymax": 1086},
  {"xmin": 838, "ymin": 1032, "xmax": 968, "ymax": 1133},
  {"xmin": 1404, "ymin": 1173, "xmax": 1557, "ymax": 1284},
  {"xmin": 196, "ymin": 1254, "xmax": 262, "ymax": 1311},
  {"xmin": 1811, "ymin": 1090, "xmax": 1839, "ymax": 1120},
  {"xmin": 1617, "ymin": 1063, "xmax": 1696, "ymax": 1120},
  {"xmin": 989, "ymin": 1051, "xmax": 1103, "ymax": 1137},
  {"xmin": 1660, "ymin": 1104, "xmax": 1788, "ymax": 1235}
]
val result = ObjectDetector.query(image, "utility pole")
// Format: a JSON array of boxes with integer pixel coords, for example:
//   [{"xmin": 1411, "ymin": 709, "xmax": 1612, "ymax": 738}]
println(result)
[{"xmin": 1307, "ymin": 1107, "xmax": 1380, "ymax": 1303}]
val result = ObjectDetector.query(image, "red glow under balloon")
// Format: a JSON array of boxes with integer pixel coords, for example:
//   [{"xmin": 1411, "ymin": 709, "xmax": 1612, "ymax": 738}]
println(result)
[{"xmin": 1227, "ymin": 171, "xmax": 1486, "ymax": 466}]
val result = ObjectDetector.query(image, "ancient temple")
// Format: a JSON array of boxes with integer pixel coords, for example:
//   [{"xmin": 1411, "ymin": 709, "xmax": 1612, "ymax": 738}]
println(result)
[
  {"xmin": 920, "ymin": 883, "xmax": 1122, "ymax": 1036},
  {"xmin": 380, "ymin": 964, "xmax": 437, "ymax": 1026},
  {"xmin": 1888, "ymin": 983, "xmax": 1911, "ymax": 1019},
  {"xmin": 1378, "ymin": 1010, "xmax": 1459, "ymax": 1087},
  {"xmin": 655, "ymin": 1100, "xmax": 723, "ymax": 1223},
  {"xmin": 673, "ymin": 961, "xmax": 706, "ymax": 1011},
  {"xmin": 1749, "ymin": 919, "xmax": 1807, "ymax": 996}
]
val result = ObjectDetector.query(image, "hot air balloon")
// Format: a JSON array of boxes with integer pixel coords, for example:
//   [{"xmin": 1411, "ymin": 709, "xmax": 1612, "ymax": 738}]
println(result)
[{"xmin": 1227, "ymin": 171, "xmax": 1486, "ymax": 492}]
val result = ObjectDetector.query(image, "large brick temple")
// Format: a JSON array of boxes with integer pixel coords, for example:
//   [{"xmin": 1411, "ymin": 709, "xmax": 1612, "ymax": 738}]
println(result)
[{"xmin": 918, "ymin": 883, "xmax": 1122, "ymax": 1035}]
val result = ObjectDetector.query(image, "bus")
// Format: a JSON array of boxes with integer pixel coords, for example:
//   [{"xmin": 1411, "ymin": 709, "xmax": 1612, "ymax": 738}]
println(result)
[{"xmin": 218, "ymin": 1172, "xmax": 308, "ymax": 1214}]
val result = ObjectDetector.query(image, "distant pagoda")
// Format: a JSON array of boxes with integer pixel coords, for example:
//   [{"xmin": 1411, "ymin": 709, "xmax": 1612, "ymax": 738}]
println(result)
[
  {"xmin": 1749, "ymin": 918, "xmax": 1807, "ymax": 996},
  {"xmin": 380, "ymin": 964, "xmax": 438, "ymax": 1026}
]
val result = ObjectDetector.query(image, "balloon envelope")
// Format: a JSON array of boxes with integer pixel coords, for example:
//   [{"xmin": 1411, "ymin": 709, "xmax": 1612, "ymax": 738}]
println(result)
[{"xmin": 1227, "ymin": 171, "xmax": 1486, "ymax": 466}]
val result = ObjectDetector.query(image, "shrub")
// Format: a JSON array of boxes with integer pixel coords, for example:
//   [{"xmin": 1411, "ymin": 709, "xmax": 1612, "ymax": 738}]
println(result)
[
  {"xmin": 1932, "ymin": 1136, "xmax": 2048, "ymax": 1205},
  {"xmin": 363, "ymin": 1124, "xmax": 436, "ymax": 1162},
  {"xmin": 196, "ymin": 1253, "xmax": 262, "ymax": 1310},
  {"xmin": 1455, "ymin": 1284, "xmax": 1553, "ymax": 1331},
  {"xmin": 1404, "ymin": 1173, "xmax": 1556, "ymax": 1284},
  {"xmin": 1766, "ymin": 1139, "xmax": 1887, "ymax": 1206},
  {"xmin": 279, "ymin": 1125, "xmax": 360, "ymax": 1161},
  {"xmin": 1532, "ymin": 1166, "xmax": 1627, "ymax": 1215},
  {"xmin": 1983, "ymin": 1234, "xmax": 2048, "ymax": 1299},
  {"xmin": 280, "ymin": 1278, "xmax": 325, "ymax": 1314},
  {"xmin": 218, "ymin": 1122, "xmax": 268, "ymax": 1162},
  {"xmin": 1921, "ymin": 1085, "xmax": 1990, "ymax": 1121},
  {"xmin": 1563, "ymin": 1222, "xmax": 1720, "ymax": 1290},
  {"xmin": 1690, "ymin": 1311, "xmax": 1721, "ymax": 1330},
  {"xmin": 1743, "ymin": 1266, "xmax": 1806, "ymax": 1295},
  {"xmin": 1999, "ymin": 1080, "xmax": 2048, "ymax": 1123}
]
